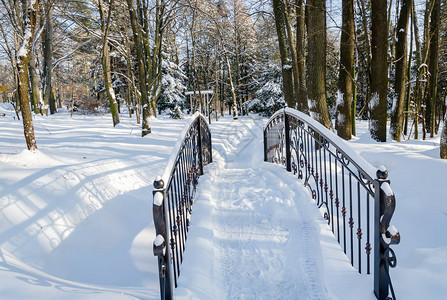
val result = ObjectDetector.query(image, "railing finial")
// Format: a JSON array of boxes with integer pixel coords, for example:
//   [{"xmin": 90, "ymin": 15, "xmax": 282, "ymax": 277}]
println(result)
[
  {"xmin": 376, "ymin": 165, "xmax": 388, "ymax": 180},
  {"xmin": 154, "ymin": 176, "xmax": 165, "ymax": 189}
]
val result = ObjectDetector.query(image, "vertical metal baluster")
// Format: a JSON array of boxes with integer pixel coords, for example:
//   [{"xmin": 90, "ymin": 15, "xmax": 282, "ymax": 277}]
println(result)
[
  {"xmin": 166, "ymin": 183, "xmax": 178, "ymax": 287},
  {"xmin": 349, "ymin": 173, "xmax": 354, "ymax": 266},
  {"xmin": 329, "ymin": 153, "xmax": 334, "ymax": 233},
  {"xmin": 335, "ymin": 160, "xmax": 340, "ymax": 243},
  {"xmin": 173, "ymin": 162, "xmax": 182, "ymax": 260},
  {"xmin": 179, "ymin": 150, "xmax": 188, "ymax": 233},
  {"xmin": 342, "ymin": 164, "xmax": 346, "ymax": 254},
  {"xmin": 181, "ymin": 148, "xmax": 190, "ymax": 226},
  {"xmin": 285, "ymin": 112, "xmax": 291, "ymax": 172},
  {"xmin": 311, "ymin": 131, "xmax": 316, "ymax": 197},
  {"xmin": 197, "ymin": 119, "xmax": 203, "ymax": 176},
  {"xmin": 264, "ymin": 125, "xmax": 268, "ymax": 162},
  {"xmin": 367, "ymin": 193, "xmax": 371, "ymax": 274},
  {"xmin": 175, "ymin": 157, "xmax": 185, "ymax": 256},
  {"xmin": 318, "ymin": 139, "xmax": 323, "ymax": 206},
  {"xmin": 304, "ymin": 130, "xmax": 309, "ymax": 185},
  {"xmin": 171, "ymin": 172, "xmax": 181, "ymax": 280},
  {"xmin": 323, "ymin": 146, "xmax": 328, "ymax": 210},
  {"xmin": 358, "ymin": 181, "xmax": 362, "ymax": 273}
]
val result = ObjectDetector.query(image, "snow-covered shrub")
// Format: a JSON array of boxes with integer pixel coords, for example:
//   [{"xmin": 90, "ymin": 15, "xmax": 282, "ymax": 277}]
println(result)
[{"xmin": 169, "ymin": 104, "xmax": 184, "ymax": 119}]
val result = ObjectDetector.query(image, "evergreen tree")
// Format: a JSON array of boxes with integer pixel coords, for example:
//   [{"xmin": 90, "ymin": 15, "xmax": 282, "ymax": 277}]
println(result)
[
  {"xmin": 158, "ymin": 55, "xmax": 187, "ymax": 118},
  {"xmin": 246, "ymin": 63, "xmax": 285, "ymax": 116}
]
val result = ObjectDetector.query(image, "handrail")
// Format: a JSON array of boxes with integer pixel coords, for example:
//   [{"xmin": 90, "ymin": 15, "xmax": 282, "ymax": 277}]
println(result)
[
  {"xmin": 152, "ymin": 112, "xmax": 212, "ymax": 300},
  {"xmin": 264, "ymin": 108, "xmax": 400, "ymax": 300}
]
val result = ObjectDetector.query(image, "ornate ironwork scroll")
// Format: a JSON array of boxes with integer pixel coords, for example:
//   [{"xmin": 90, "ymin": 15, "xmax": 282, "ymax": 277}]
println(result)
[
  {"xmin": 152, "ymin": 114, "xmax": 212, "ymax": 300},
  {"xmin": 264, "ymin": 108, "xmax": 400, "ymax": 300}
]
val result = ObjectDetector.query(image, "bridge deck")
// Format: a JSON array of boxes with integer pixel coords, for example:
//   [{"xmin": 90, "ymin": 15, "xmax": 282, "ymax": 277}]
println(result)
[{"xmin": 175, "ymin": 116, "xmax": 373, "ymax": 299}]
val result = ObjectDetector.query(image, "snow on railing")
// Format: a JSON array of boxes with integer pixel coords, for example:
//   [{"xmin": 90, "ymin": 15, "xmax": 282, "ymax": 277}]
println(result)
[
  {"xmin": 264, "ymin": 108, "xmax": 400, "ymax": 300},
  {"xmin": 152, "ymin": 113, "xmax": 212, "ymax": 300}
]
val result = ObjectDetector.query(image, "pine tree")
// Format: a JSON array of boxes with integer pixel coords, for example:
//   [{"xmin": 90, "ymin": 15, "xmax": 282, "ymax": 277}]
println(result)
[
  {"xmin": 158, "ymin": 55, "xmax": 187, "ymax": 118},
  {"xmin": 246, "ymin": 63, "xmax": 285, "ymax": 116}
]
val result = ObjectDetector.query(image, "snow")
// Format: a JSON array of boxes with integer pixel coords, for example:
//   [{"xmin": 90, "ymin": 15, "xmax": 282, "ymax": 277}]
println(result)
[
  {"xmin": 17, "ymin": 27, "xmax": 32, "ymax": 58},
  {"xmin": 380, "ymin": 182, "xmax": 394, "ymax": 197},
  {"xmin": 368, "ymin": 93, "xmax": 379, "ymax": 111},
  {"xmin": 0, "ymin": 105, "xmax": 446, "ymax": 299},
  {"xmin": 154, "ymin": 235, "xmax": 164, "ymax": 247},
  {"xmin": 153, "ymin": 192, "xmax": 163, "ymax": 206},
  {"xmin": 0, "ymin": 110, "xmax": 188, "ymax": 298},
  {"xmin": 348, "ymin": 120, "xmax": 447, "ymax": 300},
  {"xmin": 176, "ymin": 116, "xmax": 330, "ymax": 299},
  {"xmin": 336, "ymin": 90, "xmax": 344, "ymax": 108}
]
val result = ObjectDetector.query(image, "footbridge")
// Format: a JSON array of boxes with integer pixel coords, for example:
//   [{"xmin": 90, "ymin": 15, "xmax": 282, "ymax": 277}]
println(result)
[{"xmin": 151, "ymin": 108, "xmax": 400, "ymax": 300}]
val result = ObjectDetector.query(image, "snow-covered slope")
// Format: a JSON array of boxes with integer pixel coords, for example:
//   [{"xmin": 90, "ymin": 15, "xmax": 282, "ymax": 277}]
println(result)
[
  {"xmin": 0, "ymin": 104, "xmax": 445, "ymax": 299},
  {"xmin": 0, "ymin": 107, "xmax": 188, "ymax": 298}
]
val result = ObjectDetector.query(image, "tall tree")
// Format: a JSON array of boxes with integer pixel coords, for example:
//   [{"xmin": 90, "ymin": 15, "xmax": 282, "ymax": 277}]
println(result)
[
  {"xmin": 336, "ymin": 0, "xmax": 354, "ymax": 140},
  {"xmin": 426, "ymin": 0, "xmax": 440, "ymax": 138},
  {"xmin": 17, "ymin": 0, "xmax": 39, "ymax": 150},
  {"xmin": 441, "ymin": 115, "xmax": 447, "ymax": 158},
  {"xmin": 390, "ymin": 0, "xmax": 412, "ymax": 141},
  {"xmin": 125, "ymin": 0, "xmax": 150, "ymax": 135},
  {"xmin": 295, "ymin": 0, "xmax": 308, "ymax": 113},
  {"xmin": 369, "ymin": 0, "xmax": 388, "ymax": 142},
  {"xmin": 42, "ymin": 0, "xmax": 56, "ymax": 114},
  {"xmin": 272, "ymin": 0, "xmax": 295, "ymax": 108},
  {"xmin": 306, "ymin": 0, "xmax": 331, "ymax": 128}
]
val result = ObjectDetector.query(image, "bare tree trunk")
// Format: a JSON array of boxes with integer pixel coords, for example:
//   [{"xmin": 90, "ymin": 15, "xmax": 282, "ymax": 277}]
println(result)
[
  {"xmin": 283, "ymin": 0, "xmax": 299, "ymax": 110},
  {"xmin": 336, "ymin": 0, "xmax": 354, "ymax": 140},
  {"xmin": 426, "ymin": 0, "xmax": 440, "ymax": 138},
  {"xmin": 226, "ymin": 56, "xmax": 239, "ymax": 119},
  {"xmin": 441, "ymin": 120, "xmax": 447, "ymax": 158},
  {"xmin": 29, "ymin": 51, "xmax": 42, "ymax": 114},
  {"xmin": 370, "ymin": 0, "xmax": 388, "ymax": 142},
  {"xmin": 403, "ymin": 4, "xmax": 414, "ymax": 136},
  {"xmin": 306, "ymin": 0, "xmax": 331, "ymax": 129},
  {"xmin": 17, "ymin": 0, "xmax": 39, "ymax": 150},
  {"xmin": 272, "ymin": 0, "xmax": 295, "ymax": 108},
  {"xmin": 126, "ymin": 0, "xmax": 150, "ymax": 135},
  {"xmin": 98, "ymin": 0, "xmax": 120, "ymax": 127},
  {"xmin": 296, "ymin": 0, "xmax": 309, "ymax": 113},
  {"xmin": 42, "ymin": 3, "xmax": 56, "ymax": 114},
  {"xmin": 390, "ymin": 0, "xmax": 411, "ymax": 141},
  {"xmin": 423, "ymin": 0, "xmax": 435, "ymax": 134}
]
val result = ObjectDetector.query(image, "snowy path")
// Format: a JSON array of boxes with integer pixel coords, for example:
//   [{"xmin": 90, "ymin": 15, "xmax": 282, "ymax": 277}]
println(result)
[{"xmin": 176, "ymin": 117, "xmax": 329, "ymax": 299}]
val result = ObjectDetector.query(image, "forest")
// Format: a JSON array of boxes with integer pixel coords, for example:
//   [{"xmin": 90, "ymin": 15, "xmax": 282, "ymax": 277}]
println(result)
[{"xmin": 0, "ymin": 0, "xmax": 446, "ymax": 157}]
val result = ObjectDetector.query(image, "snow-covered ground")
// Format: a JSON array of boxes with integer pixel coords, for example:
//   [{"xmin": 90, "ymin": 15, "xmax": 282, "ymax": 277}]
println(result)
[
  {"xmin": 348, "ymin": 121, "xmax": 447, "ymax": 300},
  {"xmin": 0, "ymin": 102, "xmax": 446, "ymax": 299}
]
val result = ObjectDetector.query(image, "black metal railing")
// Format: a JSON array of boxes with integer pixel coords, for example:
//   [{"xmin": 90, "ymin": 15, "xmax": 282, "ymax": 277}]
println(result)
[
  {"xmin": 152, "ymin": 112, "xmax": 212, "ymax": 300},
  {"xmin": 264, "ymin": 108, "xmax": 400, "ymax": 300}
]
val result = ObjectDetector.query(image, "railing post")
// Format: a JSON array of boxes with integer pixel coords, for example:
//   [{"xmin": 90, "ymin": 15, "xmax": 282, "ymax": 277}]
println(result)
[
  {"xmin": 374, "ymin": 167, "xmax": 400, "ymax": 300},
  {"xmin": 197, "ymin": 118, "xmax": 204, "ymax": 175},
  {"xmin": 284, "ymin": 110, "xmax": 291, "ymax": 172},
  {"xmin": 263, "ymin": 127, "xmax": 268, "ymax": 162},
  {"xmin": 153, "ymin": 178, "xmax": 173, "ymax": 300}
]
